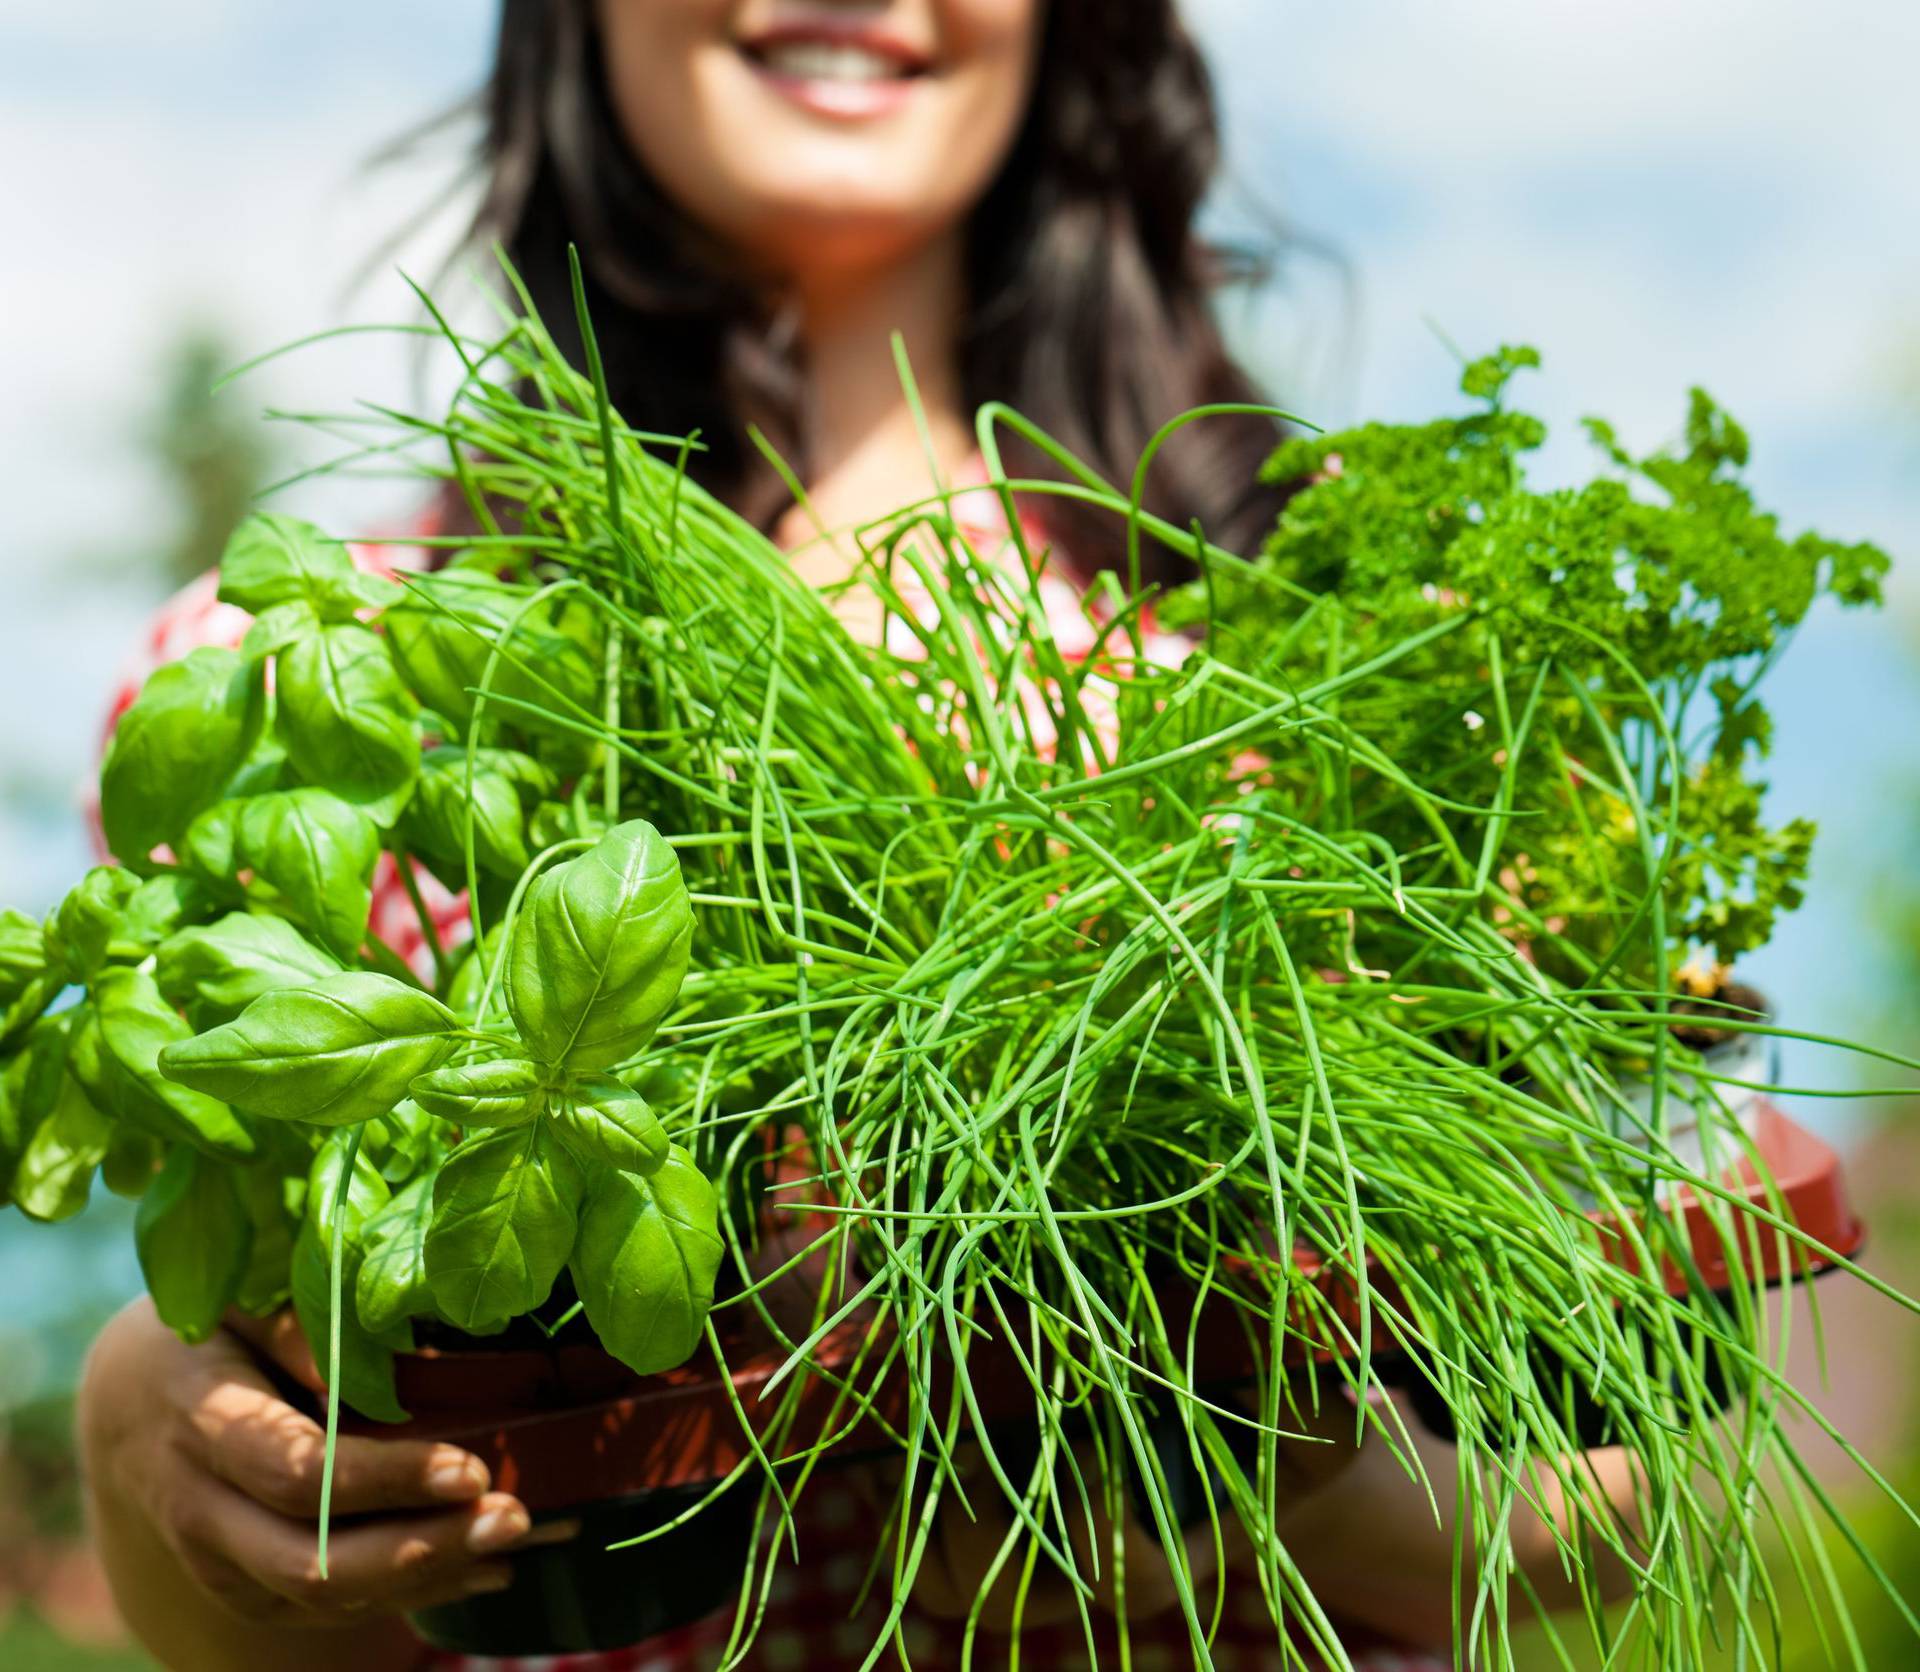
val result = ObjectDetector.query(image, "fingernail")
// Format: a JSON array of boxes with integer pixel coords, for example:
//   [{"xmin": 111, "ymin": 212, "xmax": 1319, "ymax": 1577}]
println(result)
[
  {"xmin": 428, "ymin": 1449, "xmax": 488, "ymax": 1502},
  {"xmin": 465, "ymin": 1566, "xmax": 514, "ymax": 1596},
  {"xmin": 520, "ymin": 1517, "xmax": 583, "ymax": 1549},
  {"xmin": 468, "ymin": 1503, "xmax": 532, "ymax": 1554}
]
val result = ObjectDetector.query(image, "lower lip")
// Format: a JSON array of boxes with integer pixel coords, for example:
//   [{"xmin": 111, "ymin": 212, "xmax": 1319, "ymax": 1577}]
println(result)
[{"xmin": 746, "ymin": 59, "xmax": 924, "ymax": 120}]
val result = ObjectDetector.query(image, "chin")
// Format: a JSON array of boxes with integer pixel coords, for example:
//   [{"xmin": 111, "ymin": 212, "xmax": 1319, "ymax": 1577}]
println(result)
[{"xmin": 726, "ymin": 191, "xmax": 957, "ymax": 281}]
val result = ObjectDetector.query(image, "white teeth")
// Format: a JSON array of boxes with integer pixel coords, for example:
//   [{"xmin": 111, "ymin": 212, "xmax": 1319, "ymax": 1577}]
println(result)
[{"xmin": 757, "ymin": 42, "xmax": 905, "ymax": 83}]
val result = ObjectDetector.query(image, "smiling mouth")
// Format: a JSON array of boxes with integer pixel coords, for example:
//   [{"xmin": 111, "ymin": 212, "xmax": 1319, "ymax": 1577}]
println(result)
[
  {"xmin": 736, "ymin": 27, "xmax": 932, "ymax": 115},
  {"xmin": 744, "ymin": 40, "xmax": 926, "ymax": 84}
]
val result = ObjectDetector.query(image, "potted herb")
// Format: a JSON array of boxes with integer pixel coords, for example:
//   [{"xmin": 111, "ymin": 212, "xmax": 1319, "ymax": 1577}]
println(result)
[{"xmin": 0, "ymin": 287, "xmax": 1909, "ymax": 1668}]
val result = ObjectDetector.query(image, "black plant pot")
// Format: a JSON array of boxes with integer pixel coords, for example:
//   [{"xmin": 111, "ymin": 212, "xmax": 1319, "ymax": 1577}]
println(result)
[
  {"xmin": 983, "ymin": 1389, "xmax": 1267, "ymax": 1536},
  {"xmin": 1384, "ymin": 1326, "xmax": 1739, "ymax": 1450},
  {"xmin": 409, "ymin": 1479, "xmax": 756, "ymax": 1656}
]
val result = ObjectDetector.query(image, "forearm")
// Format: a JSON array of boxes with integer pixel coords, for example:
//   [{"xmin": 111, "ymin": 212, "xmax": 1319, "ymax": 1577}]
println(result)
[{"xmin": 85, "ymin": 1463, "xmax": 429, "ymax": 1672}]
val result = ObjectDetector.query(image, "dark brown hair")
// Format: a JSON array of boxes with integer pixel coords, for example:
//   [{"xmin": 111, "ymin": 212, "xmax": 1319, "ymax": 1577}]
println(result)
[{"xmin": 468, "ymin": 0, "xmax": 1288, "ymax": 586}]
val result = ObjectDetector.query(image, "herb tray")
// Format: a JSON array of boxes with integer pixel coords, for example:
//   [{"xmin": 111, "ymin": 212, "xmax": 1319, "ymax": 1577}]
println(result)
[{"xmin": 348, "ymin": 1100, "xmax": 1861, "ymax": 1511}]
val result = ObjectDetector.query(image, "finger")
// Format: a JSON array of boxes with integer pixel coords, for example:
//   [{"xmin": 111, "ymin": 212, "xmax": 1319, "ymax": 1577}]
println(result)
[
  {"xmin": 170, "ymin": 1533, "xmax": 516, "ymax": 1629},
  {"xmin": 350, "ymin": 1519, "xmax": 576, "ymax": 1619},
  {"xmin": 192, "ymin": 1481, "xmax": 574, "ymax": 1618},
  {"xmin": 222, "ymin": 1308, "xmax": 324, "ymax": 1394},
  {"xmin": 315, "ymin": 1497, "xmax": 580, "ymax": 1600},
  {"xmin": 187, "ymin": 1360, "xmax": 491, "ymax": 1517}
]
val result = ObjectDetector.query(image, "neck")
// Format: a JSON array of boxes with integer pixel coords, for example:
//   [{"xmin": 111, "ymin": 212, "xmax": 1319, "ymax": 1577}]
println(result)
[{"xmin": 777, "ymin": 234, "xmax": 974, "ymax": 561}]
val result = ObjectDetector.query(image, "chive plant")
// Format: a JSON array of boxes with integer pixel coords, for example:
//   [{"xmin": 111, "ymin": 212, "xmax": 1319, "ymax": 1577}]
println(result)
[{"xmin": 0, "ymin": 269, "xmax": 1912, "ymax": 1670}]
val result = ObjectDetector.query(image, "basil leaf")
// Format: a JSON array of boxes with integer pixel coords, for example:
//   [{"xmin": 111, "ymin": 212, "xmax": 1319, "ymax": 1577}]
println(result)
[
  {"xmin": 365, "ymin": 1096, "xmax": 439, "ymax": 1182},
  {"xmin": 136, "ymin": 1146, "xmax": 251, "ymax": 1343},
  {"xmin": 119, "ymin": 874, "xmax": 215, "ymax": 950},
  {"xmin": 489, "ymin": 748, "xmax": 559, "ymax": 802},
  {"xmin": 404, "ymin": 746, "xmax": 549, "ymax": 883},
  {"xmin": 235, "ymin": 1160, "xmax": 303, "ymax": 1316},
  {"xmin": 179, "ymin": 798, "xmax": 244, "ymax": 880},
  {"xmin": 102, "ymin": 1125, "xmax": 160, "ymax": 1198},
  {"xmin": 240, "ymin": 599, "xmax": 321, "ymax": 658},
  {"xmin": 12, "ymin": 1083, "xmax": 112, "ymax": 1221},
  {"xmin": 93, "ymin": 968, "xmax": 257, "ymax": 1160},
  {"xmin": 409, "ymin": 1058, "xmax": 547, "ymax": 1129},
  {"xmin": 1, "ymin": 1040, "xmax": 42, "ymax": 1205},
  {"xmin": 67, "ymin": 998, "xmax": 177, "ymax": 1155},
  {"xmin": 218, "ymin": 513, "xmax": 397, "ymax": 621},
  {"xmin": 155, "ymin": 911, "xmax": 344, "ymax": 1030},
  {"xmin": 12, "ymin": 1018, "xmax": 112, "ymax": 1222},
  {"xmin": 571, "ymin": 1146, "xmax": 721, "ymax": 1376},
  {"xmin": 158, "ymin": 972, "xmax": 458, "ymax": 1127},
  {"xmin": 45, "ymin": 866, "xmax": 140, "ymax": 982},
  {"xmin": 552, "ymin": 1076, "xmax": 668, "ymax": 1178},
  {"xmin": 100, "ymin": 646, "xmax": 265, "ymax": 866},
  {"xmin": 383, "ymin": 574, "xmax": 497, "ymax": 731},
  {"xmin": 526, "ymin": 800, "xmax": 579, "ymax": 855},
  {"xmin": 6, "ymin": 1010, "xmax": 73, "ymax": 1122},
  {"xmin": 385, "ymin": 571, "xmax": 603, "ymax": 747},
  {"xmin": 306, "ymin": 1133, "xmax": 390, "ymax": 1254},
  {"xmin": 355, "ymin": 1175, "xmax": 436, "ymax": 1337},
  {"xmin": 48, "ymin": 870, "xmax": 213, "ymax": 983},
  {"xmin": 276, "ymin": 624, "xmax": 419, "ymax": 826},
  {"xmin": 505, "ymin": 821, "xmax": 693, "ymax": 1071},
  {"xmin": 0, "ymin": 908, "xmax": 46, "ymax": 1007},
  {"xmin": 62, "ymin": 1000, "xmax": 114, "ymax": 1096},
  {"xmin": 225, "ymin": 735, "xmax": 293, "ymax": 801},
  {"xmin": 1, "ymin": 973, "xmax": 61, "ymax": 1054},
  {"xmin": 425, "ymin": 1124, "xmax": 582, "ymax": 1331},
  {"xmin": 237, "ymin": 789, "xmax": 380, "ymax": 960},
  {"xmin": 291, "ymin": 1219, "xmax": 408, "ymax": 1422},
  {"xmin": 291, "ymin": 1137, "xmax": 407, "ymax": 1423}
]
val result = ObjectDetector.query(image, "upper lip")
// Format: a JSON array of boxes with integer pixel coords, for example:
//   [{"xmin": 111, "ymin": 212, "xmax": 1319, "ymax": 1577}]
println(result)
[{"xmin": 736, "ymin": 21, "xmax": 933, "ymax": 75}]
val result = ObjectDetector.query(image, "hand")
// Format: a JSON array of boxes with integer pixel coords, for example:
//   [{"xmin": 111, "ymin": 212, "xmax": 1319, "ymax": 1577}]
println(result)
[{"xmin": 78, "ymin": 1298, "xmax": 577, "ymax": 1633}]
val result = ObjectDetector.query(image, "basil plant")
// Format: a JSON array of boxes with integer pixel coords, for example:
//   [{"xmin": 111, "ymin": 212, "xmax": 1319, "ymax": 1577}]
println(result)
[{"xmin": 0, "ymin": 515, "xmax": 721, "ymax": 1421}]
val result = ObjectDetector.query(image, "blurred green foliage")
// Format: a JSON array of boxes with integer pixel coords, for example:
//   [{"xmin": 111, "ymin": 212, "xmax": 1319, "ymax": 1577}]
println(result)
[
  {"xmin": 140, "ymin": 329, "xmax": 275, "ymax": 591},
  {"xmin": 0, "ymin": 1613, "xmax": 153, "ymax": 1671}
]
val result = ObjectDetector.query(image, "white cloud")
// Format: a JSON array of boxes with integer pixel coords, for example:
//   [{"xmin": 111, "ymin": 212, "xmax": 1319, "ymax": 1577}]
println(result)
[
  {"xmin": 1193, "ymin": 0, "xmax": 1920, "ymax": 152},
  {"xmin": 0, "ymin": 14, "xmax": 488, "ymax": 897},
  {"xmin": 1186, "ymin": 0, "xmax": 1920, "ymax": 509},
  {"xmin": 0, "ymin": 0, "xmax": 254, "ymax": 41}
]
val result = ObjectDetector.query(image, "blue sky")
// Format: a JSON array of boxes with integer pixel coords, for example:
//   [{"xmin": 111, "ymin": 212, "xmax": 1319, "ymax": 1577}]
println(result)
[{"xmin": 1, "ymin": 0, "xmax": 1917, "ymax": 1130}]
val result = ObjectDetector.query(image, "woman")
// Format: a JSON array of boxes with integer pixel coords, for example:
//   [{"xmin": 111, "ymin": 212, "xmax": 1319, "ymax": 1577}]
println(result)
[{"xmin": 77, "ymin": 2, "xmax": 1639, "ymax": 1667}]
